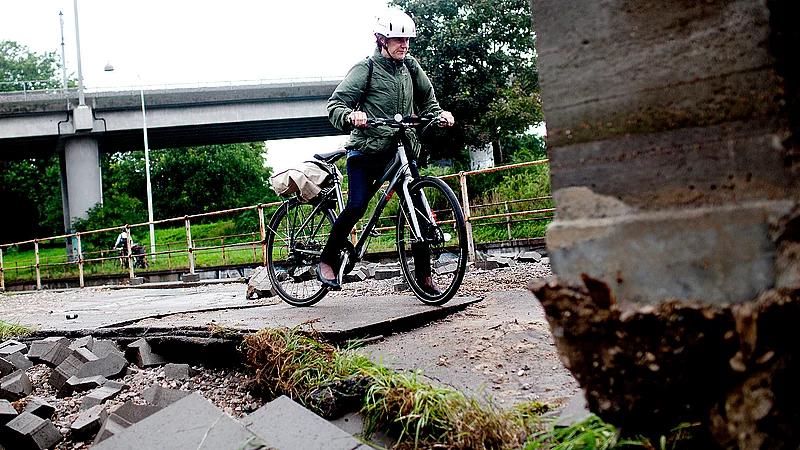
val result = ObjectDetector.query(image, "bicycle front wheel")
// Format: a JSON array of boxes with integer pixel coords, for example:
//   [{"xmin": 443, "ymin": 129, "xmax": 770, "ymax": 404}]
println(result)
[
  {"xmin": 396, "ymin": 176, "xmax": 468, "ymax": 305},
  {"xmin": 266, "ymin": 199, "xmax": 336, "ymax": 306}
]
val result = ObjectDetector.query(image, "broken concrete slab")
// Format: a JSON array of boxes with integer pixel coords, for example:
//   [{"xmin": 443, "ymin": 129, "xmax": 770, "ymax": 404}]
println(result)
[
  {"xmin": 91, "ymin": 393, "xmax": 267, "ymax": 450},
  {"xmin": 68, "ymin": 335, "xmax": 95, "ymax": 352},
  {"xmin": 141, "ymin": 385, "xmax": 191, "ymax": 407},
  {"xmin": 243, "ymin": 395, "xmax": 369, "ymax": 450},
  {"xmin": 125, "ymin": 338, "xmax": 167, "ymax": 368},
  {"xmin": 23, "ymin": 398, "xmax": 55, "ymax": 420},
  {"xmin": 70, "ymin": 404, "xmax": 107, "ymax": 441},
  {"xmin": 81, "ymin": 382, "xmax": 126, "ymax": 411},
  {"xmin": 518, "ymin": 251, "xmax": 543, "ymax": 263},
  {"xmin": 3, "ymin": 411, "xmax": 62, "ymax": 450},
  {"xmin": 0, "ymin": 399, "xmax": 17, "ymax": 426},
  {"xmin": 0, "ymin": 370, "xmax": 32, "ymax": 401}
]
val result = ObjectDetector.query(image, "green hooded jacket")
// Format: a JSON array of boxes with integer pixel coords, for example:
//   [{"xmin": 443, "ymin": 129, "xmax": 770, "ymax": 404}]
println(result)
[{"xmin": 327, "ymin": 49, "xmax": 444, "ymax": 157}]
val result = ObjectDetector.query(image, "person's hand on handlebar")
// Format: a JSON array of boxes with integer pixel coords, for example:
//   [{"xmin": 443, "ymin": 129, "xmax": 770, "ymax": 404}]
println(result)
[
  {"xmin": 348, "ymin": 110, "xmax": 368, "ymax": 128},
  {"xmin": 438, "ymin": 111, "xmax": 455, "ymax": 127}
]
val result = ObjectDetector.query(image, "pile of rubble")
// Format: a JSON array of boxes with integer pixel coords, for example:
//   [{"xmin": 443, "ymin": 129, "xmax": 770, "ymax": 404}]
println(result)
[{"xmin": 0, "ymin": 337, "xmax": 369, "ymax": 450}]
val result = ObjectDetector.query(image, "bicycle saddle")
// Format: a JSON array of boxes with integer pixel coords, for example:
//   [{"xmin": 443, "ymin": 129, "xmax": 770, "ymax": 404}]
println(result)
[{"xmin": 313, "ymin": 150, "xmax": 347, "ymax": 164}]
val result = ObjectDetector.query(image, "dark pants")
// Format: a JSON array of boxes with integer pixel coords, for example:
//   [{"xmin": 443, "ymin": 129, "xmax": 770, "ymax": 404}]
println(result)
[{"xmin": 320, "ymin": 152, "xmax": 431, "ymax": 279}]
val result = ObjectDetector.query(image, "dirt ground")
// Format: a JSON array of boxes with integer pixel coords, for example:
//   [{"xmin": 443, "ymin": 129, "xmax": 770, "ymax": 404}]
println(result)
[{"xmin": 358, "ymin": 289, "xmax": 580, "ymax": 408}]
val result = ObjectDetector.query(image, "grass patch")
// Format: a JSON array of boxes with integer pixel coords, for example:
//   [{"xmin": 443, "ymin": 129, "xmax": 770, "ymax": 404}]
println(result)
[
  {"xmin": 242, "ymin": 327, "xmax": 550, "ymax": 449},
  {"xmin": 0, "ymin": 320, "xmax": 33, "ymax": 340}
]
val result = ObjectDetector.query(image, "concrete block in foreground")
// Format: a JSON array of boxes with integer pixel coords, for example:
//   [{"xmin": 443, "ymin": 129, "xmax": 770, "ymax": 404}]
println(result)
[
  {"xmin": 81, "ymin": 382, "xmax": 126, "ymax": 410},
  {"xmin": 3, "ymin": 411, "xmax": 62, "ymax": 450},
  {"xmin": 91, "ymin": 393, "xmax": 267, "ymax": 450},
  {"xmin": 243, "ymin": 395, "xmax": 369, "ymax": 450},
  {"xmin": 2, "ymin": 352, "xmax": 32, "ymax": 372},
  {"xmin": 75, "ymin": 350, "xmax": 128, "ymax": 379},
  {"xmin": 0, "ymin": 357, "xmax": 14, "ymax": 378},
  {"xmin": 27, "ymin": 337, "xmax": 70, "ymax": 367},
  {"xmin": 0, "ymin": 340, "xmax": 26, "ymax": 357},
  {"xmin": 163, "ymin": 363, "xmax": 195, "ymax": 380},
  {"xmin": 0, "ymin": 370, "xmax": 32, "ymax": 401}
]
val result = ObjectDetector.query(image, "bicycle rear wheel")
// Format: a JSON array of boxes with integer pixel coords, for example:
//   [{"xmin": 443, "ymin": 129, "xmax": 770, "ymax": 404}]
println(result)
[
  {"xmin": 396, "ymin": 176, "xmax": 468, "ymax": 305},
  {"xmin": 266, "ymin": 198, "xmax": 335, "ymax": 306}
]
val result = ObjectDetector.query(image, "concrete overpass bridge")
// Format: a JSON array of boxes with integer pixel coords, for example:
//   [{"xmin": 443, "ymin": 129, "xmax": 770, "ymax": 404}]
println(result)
[{"xmin": 0, "ymin": 80, "xmax": 344, "ymax": 234}]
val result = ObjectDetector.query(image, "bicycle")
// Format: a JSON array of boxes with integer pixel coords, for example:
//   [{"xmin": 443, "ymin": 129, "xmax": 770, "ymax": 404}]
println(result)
[{"xmin": 265, "ymin": 113, "xmax": 468, "ymax": 307}]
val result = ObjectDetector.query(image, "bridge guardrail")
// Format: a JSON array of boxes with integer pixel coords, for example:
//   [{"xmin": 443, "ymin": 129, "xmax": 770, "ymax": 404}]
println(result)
[{"xmin": 0, "ymin": 159, "xmax": 552, "ymax": 291}]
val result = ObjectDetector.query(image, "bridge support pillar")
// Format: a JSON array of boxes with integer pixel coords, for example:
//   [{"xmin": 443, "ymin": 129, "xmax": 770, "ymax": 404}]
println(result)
[{"xmin": 61, "ymin": 135, "xmax": 102, "ymax": 232}]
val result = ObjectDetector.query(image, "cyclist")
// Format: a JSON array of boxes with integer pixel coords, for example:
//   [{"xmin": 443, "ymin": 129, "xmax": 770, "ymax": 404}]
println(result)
[{"xmin": 318, "ymin": 9, "xmax": 455, "ymax": 292}]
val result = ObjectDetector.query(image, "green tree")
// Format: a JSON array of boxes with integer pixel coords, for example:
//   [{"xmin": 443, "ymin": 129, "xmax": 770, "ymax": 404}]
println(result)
[
  {"xmin": 390, "ymin": 0, "xmax": 542, "ymax": 165},
  {"xmin": 0, "ymin": 41, "xmax": 63, "ymax": 92}
]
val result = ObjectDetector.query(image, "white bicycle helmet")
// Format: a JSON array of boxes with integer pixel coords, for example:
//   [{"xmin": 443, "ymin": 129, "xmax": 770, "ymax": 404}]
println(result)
[{"xmin": 374, "ymin": 9, "xmax": 417, "ymax": 38}]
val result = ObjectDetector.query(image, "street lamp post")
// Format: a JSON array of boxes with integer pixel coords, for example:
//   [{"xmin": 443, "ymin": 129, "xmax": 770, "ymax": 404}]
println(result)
[{"xmin": 104, "ymin": 64, "xmax": 157, "ymax": 261}]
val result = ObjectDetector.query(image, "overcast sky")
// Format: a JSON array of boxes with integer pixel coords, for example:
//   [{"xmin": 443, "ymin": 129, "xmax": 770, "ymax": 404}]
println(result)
[{"xmin": 1, "ymin": 0, "xmax": 393, "ymax": 170}]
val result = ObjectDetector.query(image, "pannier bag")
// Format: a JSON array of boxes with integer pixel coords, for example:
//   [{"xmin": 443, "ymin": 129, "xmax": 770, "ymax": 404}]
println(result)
[{"xmin": 269, "ymin": 161, "xmax": 342, "ymax": 202}]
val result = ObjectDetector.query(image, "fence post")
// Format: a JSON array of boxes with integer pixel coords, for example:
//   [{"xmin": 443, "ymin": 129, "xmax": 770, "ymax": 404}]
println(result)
[
  {"xmin": 77, "ymin": 234, "xmax": 85, "ymax": 288},
  {"xmin": 258, "ymin": 204, "xmax": 267, "ymax": 266},
  {"xmin": 458, "ymin": 172, "xmax": 476, "ymax": 262},
  {"xmin": 221, "ymin": 237, "xmax": 227, "ymax": 266},
  {"xmin": 167, "ymin": 243, "xmax": 172, "ymax": 269},
  {"xmin": 504, "ymin": 201, "xmax": 512, "ymax": 240},
  {"xmin": 185, "ymin": 217, "xmax": 195, "ymax": 274},
  {"xmin": 35, "ymin": 239, "xmax": 42, "ymax": 290},
  {"xmin": 0, "ymin": 246, "xmax": 4, "ymax": 292}
]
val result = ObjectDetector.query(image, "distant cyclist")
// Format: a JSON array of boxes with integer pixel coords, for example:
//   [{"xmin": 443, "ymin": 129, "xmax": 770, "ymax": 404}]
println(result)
[{"xmin": 318, "ymin": 9, "xmax": 454, "ymax": 292}]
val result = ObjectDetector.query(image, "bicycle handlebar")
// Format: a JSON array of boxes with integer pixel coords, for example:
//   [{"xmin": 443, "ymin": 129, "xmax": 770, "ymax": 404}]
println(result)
[{"xmin": 365, "ymin": 113, "xmax": 448, "ymax": 129}]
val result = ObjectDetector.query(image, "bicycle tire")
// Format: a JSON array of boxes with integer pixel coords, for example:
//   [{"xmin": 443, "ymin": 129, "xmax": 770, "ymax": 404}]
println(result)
[
  {"xmin": 396, "ymin": 176, "xmax": 468, "ymax": 305},
  {"xmin": 266, "ymin": 198, "xmax": 336, "ymax": 306}
]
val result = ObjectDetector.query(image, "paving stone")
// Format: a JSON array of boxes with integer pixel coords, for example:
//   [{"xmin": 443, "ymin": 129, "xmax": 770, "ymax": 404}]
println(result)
[
  {"xmin": 3, "ymin": 351, "xmax": 33, "ymax": 372},
  {"xmin": 475, "ymin": 260, "xmax": 501, "ymax": 270},
  {"xmin": 23, "ymin": 397, "xmax": 55, "ymax": 420},
  {"xmin": 66, "ymin": 375, "xmax": 107, "ymax": 393},
  {"xmin": 142, "ymin": 385, "xmax": 192, "ymax": 406},
  {"xmin": 329, "ymin": 411, "xmax": 394, "ymax": 450},
  {"xmin": 243, "ymin": 395, "xmax": 368, "ymax": 450},
  {"xmin": 0, "ymin": 399, "xmax": 17, "ymax": 426},
  {"xmin": 49, "ymin": 354, "xmax": 84, "ymax": 396},
  {"xmin": 80, "ymin": 382, "xmax": 126, "ymax": 410},
  {"xmin": 374, "ymin": 267, "xmax": 402, "ymax": 280},
  {"xmin": 393, "ymin": 282, "xmax": 410, "ymax": 292},
  {"xmin": 343, "ymin": 270, "xmax": 367, "ymax": 283},
  {"xmin": 0, "ymin": 357, "xmax": 13, "ymax": 378},
  {"xmin": 518, "ymin": 250, "xmax": 542, "ymax": 263},
  {"xmin": 0, "ymin": 370, "xmax": 32, "ymax": 401},
  {"xmin": 75, "ymin": 350, "xmax": 128, "ymax": 379},
  {"xmin": 3, "ymin": 411, "xmax": 62, "ymax": 450},
  {"xmin": 125, "ymin": 338, "xmax": 167, "ymax": 368},
  {"xmin": 70, "ymin": 404, "xmax": 107, "ymax": 441},
  {"xmin": 26, "ymin": 337, "xmax": 70, "ymax": 368},
  {"xmin": 93, "ymin": 402, "xmax": 163, "ymax": 444},
  {"xmin": 0, "ymin": 340, "xmax": 26, "ymax": 357},
  {"xmin": 91, "ymin": 393, "xmax": 267, "ymax": 450},
  {"xmin": 72, "ymin": 347, "xmax": 98, "ymax": 363},
  {"xmin": 68, "ymin": 335, "xmax": 95, "ymax": 352},
  {"xmin": 163, "ymin": 363, "xmax": 196, "ymax": 380},
  {"xmin": 90, "ymin": 340, "xmax": 121, "ymax": 358}
]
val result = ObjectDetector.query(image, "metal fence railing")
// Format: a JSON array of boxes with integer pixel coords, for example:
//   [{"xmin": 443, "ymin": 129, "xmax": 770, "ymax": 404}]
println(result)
[{"xmin": 0, "ymin": 159, "xmax": 552, "ymax": 291}]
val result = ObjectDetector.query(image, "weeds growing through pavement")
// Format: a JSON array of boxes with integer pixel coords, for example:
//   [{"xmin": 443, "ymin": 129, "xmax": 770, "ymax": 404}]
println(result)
[{"xmin": 0, "ymin": 320, "xmax": 32, "ymax": 340}]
